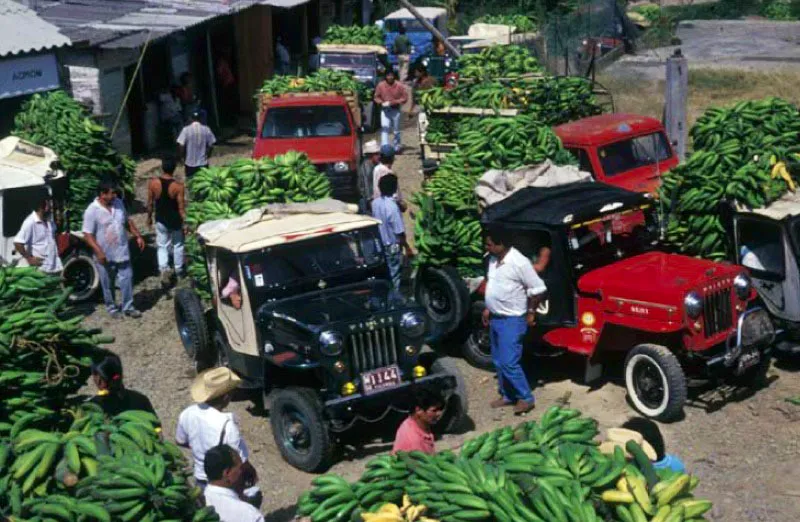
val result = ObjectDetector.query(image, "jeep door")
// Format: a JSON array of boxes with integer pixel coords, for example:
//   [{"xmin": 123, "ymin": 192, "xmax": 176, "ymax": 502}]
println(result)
[
  {"xmin": 734, "ymin": 214, "xmax": 800, "ymax": 323},
  {"xmin": 214, "ymin": 250, "xmax": 255, "ymax": 356}
]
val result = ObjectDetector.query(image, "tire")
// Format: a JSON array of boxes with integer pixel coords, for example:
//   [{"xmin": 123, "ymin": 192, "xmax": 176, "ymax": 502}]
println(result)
[
  {"xmin": 430, "ymin": 357, "xmax": 469, "ymax": 434},
  {"xmin": 196, "ymin": 330, "xmax": 230, "ymax": 373},
  {"xmin": 174, "ymin": 288, "xmax": 210, "ymax": 371},
  {"xmin": 415, "ymin": 266, "xmax": 470, "ymax": 337},
  {"xmin": 462, "ymin": 301, "xmax": 493, "ymax": 370},
  {"xmin": 62, "ymin": 253, "xmax": 99, "ymax": 302},
  {"xmin": 624, "ymin": 344, "xmax": 687, "ymax": 421},
  {"xmin": 730, "ymin": 353, "xmax": 771, "ymax": 388},
  {"xmin": 270, "ymin": 387, "xmax": 334, "ymax": 473}
]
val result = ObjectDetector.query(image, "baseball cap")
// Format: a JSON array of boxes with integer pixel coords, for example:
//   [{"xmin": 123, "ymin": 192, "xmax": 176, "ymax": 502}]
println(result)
[{"xmin": 380, "ymin": 144, "xmax": 395, "ymax": 158}]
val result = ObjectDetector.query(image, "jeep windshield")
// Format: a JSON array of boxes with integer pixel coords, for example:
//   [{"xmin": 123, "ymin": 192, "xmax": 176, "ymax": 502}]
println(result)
[
  {"xmin": 240, "ymin": 226, "xmax": 385, "ymax": 301},
  {"xmin": 569, "ymin": 206, "xmax": 658, "ymax": 274},
  {"xmin": 598, "ymin": 132, "xmax": 672, "ymax": 176},
  {"xmin": 261, "ymin": 106, "xmax": 351, "ymax": 139}
]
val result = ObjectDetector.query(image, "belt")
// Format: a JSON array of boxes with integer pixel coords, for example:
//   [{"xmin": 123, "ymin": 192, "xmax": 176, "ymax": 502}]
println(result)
[{"xmin": 489, "ymin": 313, "xmax": 525, "ymax": 319}]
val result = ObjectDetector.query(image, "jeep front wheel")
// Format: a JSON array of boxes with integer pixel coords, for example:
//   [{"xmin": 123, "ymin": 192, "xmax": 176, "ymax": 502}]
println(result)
[
  {"xmin": 462, "ymin": 301, "xmax": 493, "ymax": 370},
  {"xmin": 415, "ymin": 266, "xmax": 470, "ymax": 338},
  {"xmin": 62, "ymin": 252, "xmax": 99, "ymax": 302},
  {"xmin": 270, "ymin": 387, "xmax": 334, "ymax": 473},
  {"xmin": 174, "ymin": 288, "xmax": 210, "ymax": 372},
  {"xmin": 430, "ymin": 356, "xmax": 469, "ymax": 434},
  {"xmin": 624, "ymin": 344, "xmax": 687, "ymax": 421}
]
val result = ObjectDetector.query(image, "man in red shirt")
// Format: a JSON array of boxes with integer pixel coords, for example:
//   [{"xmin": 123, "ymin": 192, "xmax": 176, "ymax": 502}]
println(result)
[
  {"xmin": 392, "ymin": 387, "xmax": 445, "ymax": 455},
  {"xmin": 374, "ymin": 69, "xmax": 408, "ymax": 154}
]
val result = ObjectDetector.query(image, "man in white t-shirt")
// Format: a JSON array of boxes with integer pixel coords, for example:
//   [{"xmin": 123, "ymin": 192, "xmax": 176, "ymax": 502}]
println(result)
[
  {"xmin": 372, "ymin": 145, "xmax": 406, "ymax": 211},
  {"xmin": 177, "ymin": 110, "xmax": 216, "ymax": 178},
  {"xmin": 176, "ymin": 367, "xmax": 256, "ymax": 490},
  {"xmin": 14, "ymin": 192, "xmax": 62, "ymax": 274},
  {"xmin": 203, "ymin": 444, "xmax": 264, "ymax": 522},
  {"xmin": 481, "ymin": 227, "xmax": 547, "ymax": 415}
]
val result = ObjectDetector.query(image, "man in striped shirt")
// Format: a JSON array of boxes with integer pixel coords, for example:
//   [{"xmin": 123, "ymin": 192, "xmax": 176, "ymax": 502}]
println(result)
[{"xmin": 177, "ymin": 110, "xmax": 216, "ymax": 178}]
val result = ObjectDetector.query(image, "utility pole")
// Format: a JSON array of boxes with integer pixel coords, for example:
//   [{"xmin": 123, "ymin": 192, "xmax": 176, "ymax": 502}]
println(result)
[
  {"xmin": 664, "ymin": 49, "xmax": 688, "ymax": 161},
  {"xmin": 396, "ymin": 0, "xmax": 461, "ymax": 57}
]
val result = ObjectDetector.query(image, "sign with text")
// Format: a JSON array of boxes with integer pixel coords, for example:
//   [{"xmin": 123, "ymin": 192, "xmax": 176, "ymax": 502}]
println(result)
[{"xmin": 0, "ymin": 53, "xmax": 60, "ymax": 100}]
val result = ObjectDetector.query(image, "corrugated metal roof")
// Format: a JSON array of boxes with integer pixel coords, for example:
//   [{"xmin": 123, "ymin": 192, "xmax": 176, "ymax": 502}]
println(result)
[{"xmin": 0, "ymin": 0, "xmax": 70, "ymax": 57}]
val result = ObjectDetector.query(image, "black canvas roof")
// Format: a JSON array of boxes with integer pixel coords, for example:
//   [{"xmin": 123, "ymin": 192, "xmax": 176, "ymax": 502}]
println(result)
[{"xmin": 481, "ymin": 182, "xmax": 650, "ymax": 228}]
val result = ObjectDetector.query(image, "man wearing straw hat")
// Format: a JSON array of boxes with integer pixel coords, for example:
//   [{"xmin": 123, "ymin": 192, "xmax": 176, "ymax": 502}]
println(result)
[
  {"xmin": 599, "ymin": 418, "xmax": 686, "ymax": 474},
  {"xmin": 358, "ymin": 140, "xmax": 381, "ymax": 214},
  {"xmin": 175, "ymin": 368, "xmax": 257, "ymax": 491}
]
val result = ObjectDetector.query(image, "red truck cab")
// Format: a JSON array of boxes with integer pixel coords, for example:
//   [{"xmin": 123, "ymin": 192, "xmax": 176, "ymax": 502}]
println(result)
[
  {"xmin": 554, "ymin": 113, "xmax": 677, "ymax": 194},
  {"xmin": 253, "ymin": 93, "xmax": 361, "ymax": 202}
]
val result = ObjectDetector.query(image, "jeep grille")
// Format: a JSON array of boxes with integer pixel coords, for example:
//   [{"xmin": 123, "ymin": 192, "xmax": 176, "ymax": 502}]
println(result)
[
  {"xmin": 704, "ymin": 287, "xmax": 733, "ymax": 337},
  {"xmin": 347, "ymin": 325, "xmax": 399, "ymax": 374}
]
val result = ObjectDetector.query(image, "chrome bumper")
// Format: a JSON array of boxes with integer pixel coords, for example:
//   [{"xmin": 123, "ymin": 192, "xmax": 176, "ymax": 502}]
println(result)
[{"xmin": 708, "ymin": 307, "xmax": 775, "ymax": 370}]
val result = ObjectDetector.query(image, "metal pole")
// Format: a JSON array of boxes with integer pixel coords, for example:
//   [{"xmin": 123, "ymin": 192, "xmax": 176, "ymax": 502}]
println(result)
[
  {"xmin": 205, "ymin": 28, "xmax": 221, "ymax": 130},
  {"xmin": 664, "ymin": 48, "xmax": 688, "ymax": 161},
  {"xmin": 396, "ymin": 0, "xmax": 461, "ymax": 57}
]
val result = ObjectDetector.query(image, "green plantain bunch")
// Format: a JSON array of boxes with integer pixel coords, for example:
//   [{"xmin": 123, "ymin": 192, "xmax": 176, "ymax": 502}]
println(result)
[
  {"xmin": 475, "ymin": 14, "xmax": 537, "ymax": 33},
  {"xmin": 322, "ymin": 24, "xmax": 385, "ymax": 46},
  {"xmin": 258, "ymin": 69, "xmax": 373, "ymax": 103},
  {"xmin": 12, "ymin": 91, "xmax": 135, "ymax": 231},
  {"xmin": 660, "ymin": 97, "xmax": 800, "ymax": 260},
  {"xmin": 458, "ymin": 45, "xmax": 542, "ymax": 80}
]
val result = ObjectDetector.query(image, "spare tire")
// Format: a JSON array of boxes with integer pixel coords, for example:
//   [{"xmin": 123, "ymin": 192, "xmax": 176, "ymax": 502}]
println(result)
[
  {"xmin": 62, "ymin": 252, "xmax": 99, "ymax": 302},
  {"xmin": 175, "ymin": 288, "xmax": 210, "ymax": 372},
  {"xmin": 415, "ymin": 266, "xmax": 470, "ymax": 337}
]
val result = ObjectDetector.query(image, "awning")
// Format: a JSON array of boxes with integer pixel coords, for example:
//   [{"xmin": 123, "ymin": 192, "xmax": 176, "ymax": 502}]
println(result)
[{"xmin": 0, "ymin": 0, "xmax": 70, "ymax": 57}]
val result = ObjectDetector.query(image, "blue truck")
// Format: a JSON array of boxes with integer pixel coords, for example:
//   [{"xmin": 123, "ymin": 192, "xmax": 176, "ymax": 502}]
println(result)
[{"xmin": 380, "ymin": 7, "xmax": 448, "ymax": 66}]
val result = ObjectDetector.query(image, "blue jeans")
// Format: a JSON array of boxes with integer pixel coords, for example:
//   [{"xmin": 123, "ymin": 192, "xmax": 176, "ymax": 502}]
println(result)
[
  {"xmin": 386, "ymin": 247, "xmax": 402, "ymax": 294},
  {"xmin": 490, "ymin": 315, "xmax": 534, "ymax": 403},
  {"xmin": 96, "ymin": 260, "xmax": 135, "ymax": 313},
  {"xmin": 155, "ymin": 222, "xmax": 185, "ymax": 274},
  {"xmin": 381, "ymin": 107, "xmax": 402, "ymax": 152}
]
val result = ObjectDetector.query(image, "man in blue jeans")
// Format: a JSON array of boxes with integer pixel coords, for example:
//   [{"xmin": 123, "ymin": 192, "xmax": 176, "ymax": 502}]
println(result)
[
  {"xmin": 82, "ymin": 178, "xmax": 146, "ymax": 319},
  {"xmin": 371, "ymin": 174, "xmax": 413, "ymax": 295},
  {"xmin": 482, "ymin": 228, "xmax": 547, "ymax": 415}
]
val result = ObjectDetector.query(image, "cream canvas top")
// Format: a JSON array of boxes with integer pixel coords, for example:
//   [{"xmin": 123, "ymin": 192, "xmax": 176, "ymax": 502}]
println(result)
[
  {"xmin": 197, "ymin": 200, "xmax": 379, "ymax": 253},
  {"xmin": 0, "ymin": 137, "xmax": 65, "ymax": 191}
]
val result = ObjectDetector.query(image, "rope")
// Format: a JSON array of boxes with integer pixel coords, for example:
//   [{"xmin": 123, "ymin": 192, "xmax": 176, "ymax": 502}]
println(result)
[{"xmin": 111, "ymin": 30, "xmax": 153, "ymax": 138}]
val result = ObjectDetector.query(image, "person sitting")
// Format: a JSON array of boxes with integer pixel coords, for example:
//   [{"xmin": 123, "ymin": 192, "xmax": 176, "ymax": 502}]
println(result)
[
  {"xmin": 621, "ymin": 417, "xmax": 686, "ymax": 473},
  {"xmin": 392, "ymin": 386, "xmax": 445, "ymax": 455},
  {"xmin": 89, "ymin": 354, "xmax": 158, "ymax": 418},
  {"xmin": 203, "ymin": 444, "xmax": 265, "ymax": 522},
  {"xmin": 221, "ymin": 274, "xmax": 242, "ymax": 310}
]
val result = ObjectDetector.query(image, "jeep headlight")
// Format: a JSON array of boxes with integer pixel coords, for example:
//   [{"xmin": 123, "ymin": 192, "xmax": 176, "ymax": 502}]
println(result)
[
  {"xmin": 319, "ymin": 330, "xmax": 344, "ymax": 356},
  {"xmin": 734, "ymin": 273, "xmax": 751, "ymax": 300},
  {"xmin": 684, "ymin": 291, "xmax": 702, "ymax": 319},
  {"xmin": 400, "ymin": 312, "xmax": 425, "ymax": 338},
  {"xmin": 333, "ymin": 161, "xmax": 348, "ymax": 173}
]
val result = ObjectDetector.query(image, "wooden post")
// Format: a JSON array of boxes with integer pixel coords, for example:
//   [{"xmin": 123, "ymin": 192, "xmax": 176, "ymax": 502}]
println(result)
[
  {"xmin": 205, "ymin": 28, "xmax": 221, "ymax": 130},
  {"xmin": 665, "ymin": 48, "xmax": 688, "ymax": 162}
]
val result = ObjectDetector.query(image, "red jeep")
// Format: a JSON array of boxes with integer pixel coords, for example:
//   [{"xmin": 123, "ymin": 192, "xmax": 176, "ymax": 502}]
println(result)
[
  {"xmin": 554, "ymin": 113, "xmax": 677, "ymax": 195},
  {"xmin": 253, "ymin": 92, "xmax": 361, "ymax": 202},
  {"xmin": 416, "ymin": 183, "xmax": 774, "ymax": 420}
]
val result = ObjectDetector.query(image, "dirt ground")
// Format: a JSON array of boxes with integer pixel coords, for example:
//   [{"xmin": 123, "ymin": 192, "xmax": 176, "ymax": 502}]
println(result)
[{"xmin": 79, "ymin": 108, "xmax": 800, "ymax": 522}]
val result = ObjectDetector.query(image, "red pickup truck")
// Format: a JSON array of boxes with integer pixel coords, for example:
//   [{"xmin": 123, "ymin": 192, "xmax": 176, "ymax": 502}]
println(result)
[
  {"xmin": 554, "ymin": 113, "xmax": 677, "ymax": 195},
  {"xmin": 253, "ymin": 92, "xmax": 361, "ymax": 202}
]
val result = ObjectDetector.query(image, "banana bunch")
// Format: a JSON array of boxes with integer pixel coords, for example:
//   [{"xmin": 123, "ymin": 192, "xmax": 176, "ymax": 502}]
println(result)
[
  {"xmin": 660, "ymin": 97, "xmax": 800, "ymax": 259},
  {"xmin": 458, "ymin": 45, "xmax": 542, "ymax": 80},
  {"xmin": 259, "ymin": 69, "xmax": 371, "ymax": 103},
  {"xmin": 0, "ymin": 266, "xmax": 63, "ymax": 307},
  {"xmin": 323, "ymin": 24, "xmax": 385, "ymax": 45},
  {"xmin": 12, "ymin": 91, "xmax": 135, "ymax": 231},
  {"xmin": 75, "ymin": 452, "xmax": 201, "ymax": 522},
  {"xmin": 603, "ymin": 470, "xmax": 710, "ymax": 522},
  {"xmin": 423, "ymin": 115, "xmax": 465, "ymax": 145},
  {"xmin": 185, "ymin": 152, "xmax": 331, "ymax": 298},
  {"xmin": 476, "ymin": 14, "xmax": 537, "ymax": 33},
  {"xmin": 361, "ymin": 497, "xmax": 438, "ymax": 522},
  {"xmin": 296, "ymin": 473, "xmax": 361, "ymax": 521},
  {"xmin": 12, "ymin": 493, "xmax": 111, "ymax": 522}
]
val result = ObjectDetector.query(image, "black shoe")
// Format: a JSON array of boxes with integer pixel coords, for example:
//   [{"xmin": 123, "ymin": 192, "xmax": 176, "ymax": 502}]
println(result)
[
  {"xmin": 108, "ymin": 309, "xmax": 123, "ymax": 319},
  {"xmin": 124, "ymin": 309, "xmax": 142, "ymax": 319}
]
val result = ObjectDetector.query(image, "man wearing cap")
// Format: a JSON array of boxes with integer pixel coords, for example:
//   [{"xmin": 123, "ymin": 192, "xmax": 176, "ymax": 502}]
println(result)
[
  {"xmin": 177, "ymin": 110, "xmax": 216, "ymax": 178},
  {"xmin": 358, "ymin": 140, "xmax": 381, "ymax": 214},
  {"xmin": 82, "ymin": 178, "xmax": 145, "ymax": 319},
  {"xmin": 176, "ymin": 368, "xmax": 256, "ymax": 491},
  {"xmin": 372, "ymin": 145, "xmax": 406, "ymax": 212}
]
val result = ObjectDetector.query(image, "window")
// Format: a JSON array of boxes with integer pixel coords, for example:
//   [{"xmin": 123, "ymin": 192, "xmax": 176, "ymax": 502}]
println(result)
[
  {"xmin": 738, "ymin": 220, "xmax": 784, "ymax": 277},
  {"xmin": 2, "ymin": 187, "xmax": 43, "ymax": 238},
  {"xmin": 566, "ymin": 148, "xmax": 595, "ymax": 175},
  {"xmin": 261, "ymin": 106, "xmax": 351, "ymax": 139},
  {"xmin": 598, "ymin": 132, "xmax": 672, "ymax": 177},
  {"xmin": 385, "ymin": 19, "xmax": 430, "ymax": 32}
]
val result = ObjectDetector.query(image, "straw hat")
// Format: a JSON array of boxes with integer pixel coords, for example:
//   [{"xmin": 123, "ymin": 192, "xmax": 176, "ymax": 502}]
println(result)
[
  {"xmin": 191, "ymin": 367, "xmax": 242, "ymax": 403},
  {"xmin": 598, "ymin": 427, "xmax": 658, "ymax": 461},
  {"xmin": 363, "ymin": 140, "xmax": 380, "ymax": 155}
]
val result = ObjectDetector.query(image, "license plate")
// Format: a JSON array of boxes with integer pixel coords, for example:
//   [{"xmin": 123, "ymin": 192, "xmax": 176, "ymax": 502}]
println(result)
[
  {"xmin": 361, "ymin": 365, "xmax": 401, "ymax": 394},
  {"xmin": 737, "ymin": 350, "xmax": 761, "ymax": 373}
]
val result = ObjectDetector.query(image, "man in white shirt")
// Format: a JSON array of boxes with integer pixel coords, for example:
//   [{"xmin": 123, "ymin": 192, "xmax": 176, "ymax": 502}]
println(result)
[
  {"xmin": 14, "ymin": 192, "xmax": 62, "ymax": 274},
  {"xmin": 177, "ymin": 110, "xmax": 216, "ymax": 178},
  {"xmin": 203, "ymin": 444, "xmax": 265, "ymax": 522},
  {"xmin": 372, "ymin": 145, "xmax": 406, "ymax": 212},
  {"xmin": 481, "ymin": 227, "xmax": 547, "ymax": 415},
  {"xmin": 176, "ymin": 367, "xmax": 255, "ymax": 489}
]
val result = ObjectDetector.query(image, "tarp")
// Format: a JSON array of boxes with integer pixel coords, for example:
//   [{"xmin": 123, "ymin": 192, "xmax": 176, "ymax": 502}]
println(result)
[{"xmin": 475, "ymin": 160, "xmax": 593, "ymax": 211}]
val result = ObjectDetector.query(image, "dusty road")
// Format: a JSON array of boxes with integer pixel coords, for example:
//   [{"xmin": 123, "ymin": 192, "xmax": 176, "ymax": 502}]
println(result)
[{"xmin": 79, "ymin": 118, "xmax": 800, "ymax": 521}]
